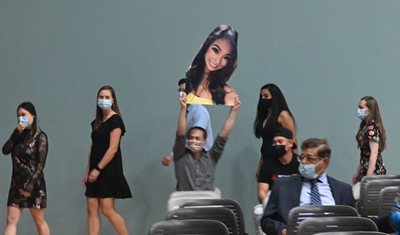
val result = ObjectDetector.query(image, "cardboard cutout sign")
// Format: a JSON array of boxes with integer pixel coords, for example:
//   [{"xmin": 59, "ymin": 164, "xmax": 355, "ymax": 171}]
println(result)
[{"xmin": 185, "ymin": 25, "xmax": 239, "ymax": 106}]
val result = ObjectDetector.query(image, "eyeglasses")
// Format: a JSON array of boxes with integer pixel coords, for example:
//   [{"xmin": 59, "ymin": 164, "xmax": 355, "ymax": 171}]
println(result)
[{"xmin": 297, "ymin": 154, "xmax": 322, "ymax": 163}]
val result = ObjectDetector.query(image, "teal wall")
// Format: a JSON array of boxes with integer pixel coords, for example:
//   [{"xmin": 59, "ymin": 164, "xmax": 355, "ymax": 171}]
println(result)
[{"xmin": 1, "ymin": 1, "xmax": 400, "ymax": 234}]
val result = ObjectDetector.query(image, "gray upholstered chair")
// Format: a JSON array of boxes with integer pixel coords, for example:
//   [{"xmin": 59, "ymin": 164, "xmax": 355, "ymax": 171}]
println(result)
[
  {"xmin": 148, "ymin": 219, "xmax": 229, "ymax": 235},
  {"xmin": 297, "ymin": 216, "xmax": 378, "ymax": 235},
  {"xmin": 287, "ymin": 205, "xmax": 359, "ymax": 235}
]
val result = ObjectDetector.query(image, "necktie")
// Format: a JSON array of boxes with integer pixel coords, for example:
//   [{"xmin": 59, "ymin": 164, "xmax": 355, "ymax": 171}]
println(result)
[{"xmin": 310, "ymin": 179, "xmax": 322, "ymax": 205}]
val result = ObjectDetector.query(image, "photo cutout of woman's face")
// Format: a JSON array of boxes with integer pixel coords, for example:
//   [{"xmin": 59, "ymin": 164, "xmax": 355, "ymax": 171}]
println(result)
[{"xmin": 185, "ymin": 25, "xmax": 238, "ymax": 106}]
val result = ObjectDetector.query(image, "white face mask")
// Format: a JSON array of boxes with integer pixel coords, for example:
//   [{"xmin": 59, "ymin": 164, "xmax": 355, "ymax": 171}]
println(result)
[
  {"xmin": 18, "ymin": 116, "xmax": 30, "ymax": 128},
  {"xmin": 357, "ymin": 108, "xmax": 367, "ymax": 120},
  {"xmin": 97, "ymin": 99, "xmax": 112, "ymax": 110},
  {"xmin": 186, "ymin": 139, "xmax": 204, "ymax": 152}
]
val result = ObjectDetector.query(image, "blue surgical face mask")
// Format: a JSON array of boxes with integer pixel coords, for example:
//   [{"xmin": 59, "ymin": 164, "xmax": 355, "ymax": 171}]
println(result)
[
  {"xmin": 18, "ymin": 116, "xmax": 30, "ymax": 128},
  {"xmin": 97, "ymin": 99, "xmax": 112, "ymax": 110},
  {"xmin": 357, "ymin": 108, "xmax": 367, "ymax": 120},
  {"xmin": 298, "ymin": 160, "xmax": 323, "ymax": 179}
]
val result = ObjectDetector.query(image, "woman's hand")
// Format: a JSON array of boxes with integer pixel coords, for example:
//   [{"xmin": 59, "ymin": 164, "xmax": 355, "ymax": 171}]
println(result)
[
  {"xmin": 16, "ymin": 122, "xmax": 25, "ymax": 133},
  {"xmin": 232, "ymin": 95, "xmax": 241, "ymax": 111},
  {"xmin": 162, "ymin": 155, "xmax": 173, "ymax": 166},
  {"xmin": 179, "ymin": 93, "xmax": 187, "ymax": 109},
  {"xmin": 87, "ymin": 169, "xmax": 100, "ymax": 183}
]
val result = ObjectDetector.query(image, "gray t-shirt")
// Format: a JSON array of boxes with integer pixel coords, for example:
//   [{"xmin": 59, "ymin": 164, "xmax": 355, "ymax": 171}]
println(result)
[{"xmin": 173, "ymin": 134, "xmax": 227, "ymax": 191}]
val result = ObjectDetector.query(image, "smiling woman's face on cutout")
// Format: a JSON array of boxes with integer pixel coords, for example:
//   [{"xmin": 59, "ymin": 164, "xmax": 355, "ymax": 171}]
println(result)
[{"xmin": 204, "ymin": 38, "xmax": 233, "ymax": 74}]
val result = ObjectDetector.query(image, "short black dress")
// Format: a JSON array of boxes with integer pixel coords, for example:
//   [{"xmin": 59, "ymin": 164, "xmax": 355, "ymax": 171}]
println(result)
[
  {"xmin": 258, "ymin": 120, "xmax": 282, "ymax": 183},
  {"xmin": 85, "ymin": 115, "xmax": 132, "ymax": 198},
  {"xmin": 2, "ymin": 129, "xmax": 48, "ymax": 208}
]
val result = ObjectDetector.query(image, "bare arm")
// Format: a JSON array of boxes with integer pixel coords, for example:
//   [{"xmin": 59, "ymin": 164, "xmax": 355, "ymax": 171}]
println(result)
[
  {"xmin": 278, "ymin": 111, "xmax": 296, "ymax": 143},
  {"xmin": 352, "ymin": 164, "xmax": 362, "ymax": 184},
  {"xmin": 219, "ymin": 96, "xmax": 240, "ymax": 140},
  {"xmin": 367, "ymin": 141, "xmax": 379, "ymax": 176},
  {"xmin": 177, "ymin": 96, "xmax": 187, "ymax": 136}
]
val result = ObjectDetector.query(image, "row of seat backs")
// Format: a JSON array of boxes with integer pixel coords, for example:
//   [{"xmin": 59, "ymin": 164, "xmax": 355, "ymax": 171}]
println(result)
[
  {"xmin": 166, "ymin": 190, "xmax": 221, "ymax": 212},
  {"xmin": 297, "ymin": 216, "xmax": 379, "ymax": 235},
  {"xmin": 378, "ymin": 186, "xmax": 398, "ymax": 216},
  {"xmin": 148, "ymin": 219, "xmax": 230, "ymax": 235},
  {"xmin": 287, "ymin": 205, "xmax": 359, "ymax": 235},
  {"xmin": 314, "ymin": 232, "xmax": 388, "ymax": 235},
  {"xmin": 166, "ymin": 207, "xmax": 238, "ymax": 235},
  {"xmin": 176, "ymin": 199, "xmax": 247, "ymax": 235},
  {"xmin": 151, "ymin": 195, "xmax": 247, "ymax": 235},
  {"xmin": 358, "ymin": 175, "xmax": 400, "ymax": 218}
]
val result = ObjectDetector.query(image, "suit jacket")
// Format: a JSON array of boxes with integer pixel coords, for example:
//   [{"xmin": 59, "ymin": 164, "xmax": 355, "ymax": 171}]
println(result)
[{"xmin": 260, "ymin": 174, "xmax": 355, "ymax": 235}]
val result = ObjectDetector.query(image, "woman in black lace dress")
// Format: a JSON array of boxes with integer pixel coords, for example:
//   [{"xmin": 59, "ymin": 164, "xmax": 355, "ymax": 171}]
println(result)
[
  {"xmin": 2, "ymin": 102, "xmax": 50, "ymax": 235},
  {"xmin": 83, "ymin": 86, "xmax": 131, "ymax": 235}
]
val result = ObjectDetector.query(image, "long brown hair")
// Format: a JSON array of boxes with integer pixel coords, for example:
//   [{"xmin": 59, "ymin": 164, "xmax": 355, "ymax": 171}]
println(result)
[
  {"xmin": 93, "ymin": 86, "xmax": 122, "ymax": 130},
  {"xmin": 356, "ymin": 96, "xmax": 386, "ymax": 151}
]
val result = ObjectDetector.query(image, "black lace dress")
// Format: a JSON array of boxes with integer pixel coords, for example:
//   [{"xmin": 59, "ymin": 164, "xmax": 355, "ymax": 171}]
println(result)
[{"xmin": 2, "ymin": 129, "xmax": 48, "ymax": 208}]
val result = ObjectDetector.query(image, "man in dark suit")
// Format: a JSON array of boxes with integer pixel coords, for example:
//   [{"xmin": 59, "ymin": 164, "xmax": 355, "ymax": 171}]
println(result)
[{"xmin": 260, "ymin": 138, "xmax": 355, "ymax": 235}]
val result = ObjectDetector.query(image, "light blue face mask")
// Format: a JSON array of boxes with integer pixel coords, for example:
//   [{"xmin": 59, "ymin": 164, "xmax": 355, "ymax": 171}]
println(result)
[
  {"xmin": 97, "ymin": 99, "xmax": 112, "ymax": 110},
  {"xmin": 357, "ymin": 108, "xmax": 367, "ymax": 120},
  {"xmin": 18, "ymin": 116, "xmax": 30, "ymax": 128},
  {"xmin": 298, "ymin": 160, "xmax": 323, "ymax": 179}
]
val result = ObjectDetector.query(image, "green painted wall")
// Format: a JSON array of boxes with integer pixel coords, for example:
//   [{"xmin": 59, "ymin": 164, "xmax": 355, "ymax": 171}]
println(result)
[{"xmin": 1, "ymin": 1, "xmax": 399, "ymax": 234}]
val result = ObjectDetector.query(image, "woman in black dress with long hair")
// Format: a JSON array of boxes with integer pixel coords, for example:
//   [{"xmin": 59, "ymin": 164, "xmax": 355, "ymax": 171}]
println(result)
[
  {"xmin": 253, "ymin": 84, "xmax": 296, "ymax": 204},
  {"xmin": 84, "ymin": 86, "xmax": 132, "ymax": 235}
]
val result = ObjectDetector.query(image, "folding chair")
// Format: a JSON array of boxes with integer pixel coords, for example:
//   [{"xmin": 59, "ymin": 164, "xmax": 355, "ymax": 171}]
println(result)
[
  {"xmin": 167, "ymin": 191, "xmax": 220, "ymax": 212},
  {"xmin": 313, "ymin": 232, "xmax": 388, "ymax": 235},
  {"xmin": 166, "ymin": 207, "xmax": 238, "ymax": 235},
  {"xmin": 169, "ymin": 190, "xmax": 221, "ymax": 199},
  {"xmin": 148, "ymin": 219, "xmax": 229, "ymax": 235},
  {"xmin": 358, "ymin": 175, "xmax": 400, "ymax": 204},
  {"xmin": 287, "ymin": 205, "xmax": 359, "ymax": 235},
  {"xmin": 297, "ymin": 216, "xmax": 378, "ymax": 235},
  {"xmin": 181, "ymin": 199, "xmax": 248, "ymax": 235},
  {"xmin": 358, "ymin": 178, "xmax": 400, "ymax": 218},
  {"xmin": 378, "ymin": 186, "xmax": 399, "ymax": 216}
]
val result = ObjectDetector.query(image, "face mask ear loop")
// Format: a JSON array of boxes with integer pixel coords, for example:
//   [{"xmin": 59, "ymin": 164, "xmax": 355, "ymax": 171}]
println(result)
[{"xmin": 313, "ymin": 158, "xmax": 325, "ymax": 177}]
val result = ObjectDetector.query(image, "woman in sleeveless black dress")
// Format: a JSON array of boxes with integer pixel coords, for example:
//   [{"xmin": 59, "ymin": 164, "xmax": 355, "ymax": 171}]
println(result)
[
  {"xmin": 84, "ymin": 86, "xmax": 131, "ymax": 235},
  {"xmin": 253, "ymin": 84, "xmax": 296, "ymax": 204},
  {"xmin": 2, "ymin": 102, "xmax": 50, "ymax": 235}
]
